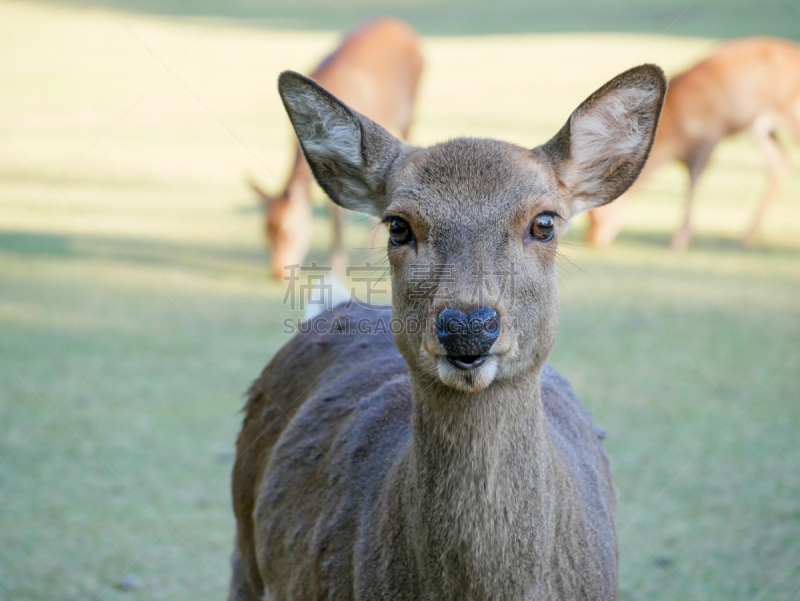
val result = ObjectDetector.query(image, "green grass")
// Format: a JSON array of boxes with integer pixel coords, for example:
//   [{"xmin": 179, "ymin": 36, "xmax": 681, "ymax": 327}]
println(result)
[{"xmin": 1, "ymin": 2, "xmax": 800, "ymax": 600}]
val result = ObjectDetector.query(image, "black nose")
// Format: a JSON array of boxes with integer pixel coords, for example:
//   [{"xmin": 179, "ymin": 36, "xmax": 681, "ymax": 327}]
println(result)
[{"xmin": 435, "ymin": 308, "xmax": 500, "ymax": 369}]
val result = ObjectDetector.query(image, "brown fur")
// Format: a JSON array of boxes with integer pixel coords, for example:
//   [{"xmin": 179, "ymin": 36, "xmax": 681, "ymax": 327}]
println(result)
[
  {"xmin": 253, "ymin": 18, "xmax": 424, "ymax": 280},
  {"xmin": 586, "ymin": 37, "xmax": 800, "ymax": 250},
  {"xmin": 229, "ymin": 64, "xmax": 666, "ymax": 600}
]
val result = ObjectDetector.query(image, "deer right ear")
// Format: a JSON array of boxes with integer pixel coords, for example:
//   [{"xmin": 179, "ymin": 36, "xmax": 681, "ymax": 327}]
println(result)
[
  {"xmin": 540, "ymin": 64, "xmax": 667, "ymax": 216},
  {"xmin": 278, "ymin": 71, "xmax": 406, "ymax": 217}
]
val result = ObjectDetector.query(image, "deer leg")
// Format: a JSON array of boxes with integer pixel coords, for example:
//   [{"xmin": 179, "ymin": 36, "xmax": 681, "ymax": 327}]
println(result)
[
  {"xmin": 669, "ymin": 178, "xmax": 696, "ymax": 252},
  {"xmin": 671, "ymin": 143, "xmax": 714, "ymax": 252},
  {"xmin": 586, "ymin": 192, "xmax": 630, "ymax": 247},
  {"xmin": 741, "ymin": 127, "xmax": 788, "ymax": 246}
]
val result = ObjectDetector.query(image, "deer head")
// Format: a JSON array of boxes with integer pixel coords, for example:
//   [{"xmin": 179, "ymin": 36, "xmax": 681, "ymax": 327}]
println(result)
[
  {"xmin": 250, "ymin": 179, "xmax": 313, "ymax": 282},
  {"xmin": 279, "ymin": 66, "xmax": 665, "ymax": 393}
]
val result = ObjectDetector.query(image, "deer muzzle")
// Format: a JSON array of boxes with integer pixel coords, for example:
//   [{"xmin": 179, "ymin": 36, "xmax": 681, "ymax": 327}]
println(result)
[{"xmin": 435, "ymin": 307, "xmax": 500, "ymax": 370}]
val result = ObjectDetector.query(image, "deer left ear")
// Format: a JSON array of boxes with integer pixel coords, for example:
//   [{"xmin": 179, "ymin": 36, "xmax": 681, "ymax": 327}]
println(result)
[{"xmin": 540, "ymin": 64, "xmax": 667, "ymax": 216}]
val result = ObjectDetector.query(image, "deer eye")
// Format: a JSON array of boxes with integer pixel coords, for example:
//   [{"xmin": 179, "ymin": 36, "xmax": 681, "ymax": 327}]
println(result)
[
  {"xmin": 530, "ymin": 213, "xmax": 556, "ymax": 241},
  {"xmin": 384, "ymin": 217, "xmax": 413, "ymax": 246}
]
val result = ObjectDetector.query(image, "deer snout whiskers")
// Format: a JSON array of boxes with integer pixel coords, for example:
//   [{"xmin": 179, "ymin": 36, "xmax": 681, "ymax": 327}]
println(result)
[{"xmin": 435, "ymin": 352, "xmax": 500, "ymax": 392}]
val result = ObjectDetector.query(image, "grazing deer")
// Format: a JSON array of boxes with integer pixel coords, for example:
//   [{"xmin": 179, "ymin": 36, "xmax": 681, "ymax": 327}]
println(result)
[
  {"xmin": 252, "ymin": 18, "xmax": 424, "ymax": 280},
  {"xmin": 586, "ymin": 37, "xmax": 800, "ymax": 250},
  {"xmin": 229, "ymin": 64, "xmax": 666, "ymax": 599}
]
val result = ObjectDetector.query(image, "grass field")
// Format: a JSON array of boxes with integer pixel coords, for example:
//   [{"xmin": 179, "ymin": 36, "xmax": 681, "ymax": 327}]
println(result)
[{"xmin": 1, "ymin": 2, "xmax": 800, "ymax": 600}]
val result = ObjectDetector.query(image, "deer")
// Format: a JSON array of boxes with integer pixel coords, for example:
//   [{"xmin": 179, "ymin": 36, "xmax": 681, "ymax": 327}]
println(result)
[
  {"xmin": 586, "ymin": 37, "xmax": 800, "ymax": 251},
  {"xmin": 251, "ymin": 17, "xmax": 424, "ymax": 280},
  {"xmin": 229, "ymin": 63, "xmax": 667, "ymax": 600}
]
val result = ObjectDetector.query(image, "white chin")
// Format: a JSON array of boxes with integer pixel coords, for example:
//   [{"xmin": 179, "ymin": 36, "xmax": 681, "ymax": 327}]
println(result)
[{"xmin": 436, "ymin": 356, "xmax": 499, "ymax": 392}]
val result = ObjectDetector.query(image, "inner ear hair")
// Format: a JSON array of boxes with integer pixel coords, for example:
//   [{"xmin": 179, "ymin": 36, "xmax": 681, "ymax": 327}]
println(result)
[{"xmin": 541, "ymin": 64, "xmax": 667, "ymax": 214}]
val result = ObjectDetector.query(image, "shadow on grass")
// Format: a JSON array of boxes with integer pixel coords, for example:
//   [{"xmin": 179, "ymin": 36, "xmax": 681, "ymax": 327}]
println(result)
[
  {"xmin": 612, "ymin": 230, "xmax": 800, "ymax": 258},
  {"xmin": 0, "ymin": 230, "xmax": 267, "ymax": 274},
  {"xmin": 0, "ymin": 229, "xmax": 370, "ymax": 276},
  {"xmin": 28, "ymin": 0, "xmax": 800, "ymax": 39}
]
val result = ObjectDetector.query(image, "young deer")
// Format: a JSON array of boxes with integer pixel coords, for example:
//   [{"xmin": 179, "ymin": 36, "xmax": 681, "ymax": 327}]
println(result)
[
  {"xmin": 586, "ymin": 37, "xmax": 800, "ymax": 250},
  {"xmin": 251, "ymin": 18, "xmax": 424, "ymax": 280},
  {"xmin": 230, "ymin": 65, "xmax": 666, "ymax": 599}
]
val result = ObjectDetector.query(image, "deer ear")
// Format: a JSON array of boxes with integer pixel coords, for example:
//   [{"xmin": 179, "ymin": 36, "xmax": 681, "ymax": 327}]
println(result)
[
  {"xmin": 540, "ymin": 64, "xmax": 666, "ymax": 216},
  {"xmin": 278, "ymin": 71, "xmax": 406, "ymax": 217}
]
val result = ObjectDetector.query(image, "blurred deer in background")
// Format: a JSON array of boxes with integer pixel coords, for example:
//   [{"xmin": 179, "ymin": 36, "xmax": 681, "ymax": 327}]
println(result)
[
  {"xmin": 586, "ymin": 37, "xmax": 800, "ymax": 250},
  {"xmin": 251, "ymin": 17, "xmax": 424, "ymax": 280},
  {"xmin": 229, "ymin": 64, "xmax": 666, "ymax": 600}
]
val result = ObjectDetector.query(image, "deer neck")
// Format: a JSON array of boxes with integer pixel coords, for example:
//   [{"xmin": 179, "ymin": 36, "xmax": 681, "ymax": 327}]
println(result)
[
  {"xmin": 284, "ymin": 148, "xmax": 314, "ymax": 203},
  {"xmin": 401, "ymin": 368, "xmax": 562, "ymax": 593}
]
